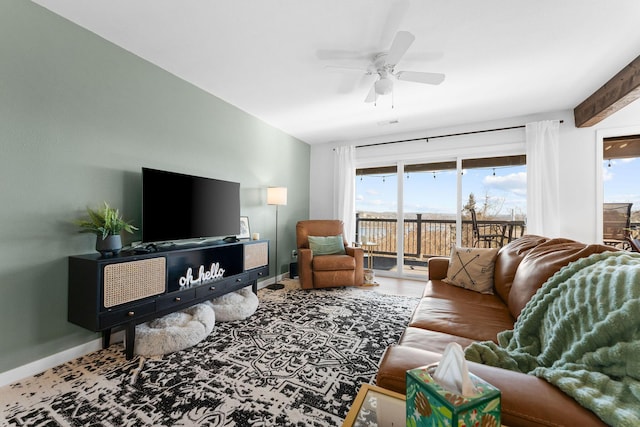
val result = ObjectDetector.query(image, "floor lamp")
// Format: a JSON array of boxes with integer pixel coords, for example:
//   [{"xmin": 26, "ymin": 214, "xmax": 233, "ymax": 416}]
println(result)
[{"xmin": 266, "ymin": 186, "xmax": 287, "ymax": 290}]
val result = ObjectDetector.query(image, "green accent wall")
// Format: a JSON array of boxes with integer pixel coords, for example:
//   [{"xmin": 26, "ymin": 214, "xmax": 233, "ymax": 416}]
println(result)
[{"xmin": 0, "ymin": 1, "xmax": 309, "ymax": 373}]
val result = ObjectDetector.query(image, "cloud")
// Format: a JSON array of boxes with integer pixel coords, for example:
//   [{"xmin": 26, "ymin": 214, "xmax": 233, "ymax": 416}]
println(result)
[
  {"xmin": 602, "ymin": 166, "xmax": 614, "ymax": 182},
  {"xmin": 482, "ymin": 172, "xmax": 527, "ymax": 194}
]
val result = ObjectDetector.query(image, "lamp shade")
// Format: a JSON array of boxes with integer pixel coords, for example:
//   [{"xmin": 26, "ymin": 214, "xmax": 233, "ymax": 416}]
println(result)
[{"xmin": 267, "ymin": 187, "xmax": 287, "ymax": 206}]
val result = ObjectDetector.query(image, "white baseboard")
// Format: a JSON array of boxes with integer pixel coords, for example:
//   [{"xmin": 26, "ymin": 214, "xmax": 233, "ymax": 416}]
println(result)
[
  {"xmin": 0, "ymin": 339, "xmax": 103, "ymax": 387},
  {"xmin": 0, "ymin": 274, "xmax": 291, "ymax": 387}
]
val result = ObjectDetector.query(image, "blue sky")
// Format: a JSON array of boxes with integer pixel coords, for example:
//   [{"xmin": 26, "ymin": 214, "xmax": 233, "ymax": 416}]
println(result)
[
  {"xmin": 603, "ymin": 158, "xmax": 639, "ymax": 208},
  {"xmin": 356, "ymin": 159, "xmax": 638, "ymax": 217},
  {"xmin": 356, "ymin": 165, "xmax": 527, "ymax": 217}
]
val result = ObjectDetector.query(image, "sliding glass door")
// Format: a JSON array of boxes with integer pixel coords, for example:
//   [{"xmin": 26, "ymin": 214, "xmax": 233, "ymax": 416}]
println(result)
[
  {"xmin": 402, "ymin": 162, "xmax": 457, "ymax": 277},
  {"xmin": 355, "ymin": 166, "xmax": 398, "ymax": 272},
  {"xmin": 355, "ymin": 155, "xmax": 527, "ymax": 278}
]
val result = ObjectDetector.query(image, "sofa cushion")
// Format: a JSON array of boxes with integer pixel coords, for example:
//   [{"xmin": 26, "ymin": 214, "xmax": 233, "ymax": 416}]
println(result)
[
  {"xmin": 409, "ymin": 296, "xmax": 514, "ymax": 342},
  {"xmin": 422, "ymin": 279, "xmax": 507, "ymax": 309},
  {"xmin": 444, "ymin": 246, "xmax": 498, "ymax": 294},
  {"xmin": 308, "ymin": 234, "xmax": 346, "ymax": 255},
  {"xmin": 312, "ymin": 270, "xmax": 355, "ymax": 287},
  {"xmin": 398, "ymin": 326, "xmax": 476, "ymax": 354},
  {"xmin": 493, "ymin": 235, "xmax": 549, "ymax": 303},
  {"xmin": 508, "ymin": 238, "xmax": 615, "ymax": 319},
  {"xmin": 312, "ymin": 254, "xmax": 355, "ymax": 271}
]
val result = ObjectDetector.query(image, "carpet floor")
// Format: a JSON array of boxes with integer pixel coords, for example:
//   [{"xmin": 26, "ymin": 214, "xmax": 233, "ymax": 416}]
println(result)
[{"xmin": 0, "ymin": 280, "xmax": 419, "ymax": 426}]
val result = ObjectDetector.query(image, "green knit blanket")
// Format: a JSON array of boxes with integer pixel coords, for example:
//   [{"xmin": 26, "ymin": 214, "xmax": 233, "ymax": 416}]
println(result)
[{"xmin": 465, "ymin": 251, "xmax": 640, "ymax": 427}]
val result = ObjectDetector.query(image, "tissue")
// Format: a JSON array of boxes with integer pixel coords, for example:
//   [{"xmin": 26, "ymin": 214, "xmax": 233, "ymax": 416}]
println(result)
[{"xmin": 432, "ymin": 342, "xmax": 477, "ymax": 396}]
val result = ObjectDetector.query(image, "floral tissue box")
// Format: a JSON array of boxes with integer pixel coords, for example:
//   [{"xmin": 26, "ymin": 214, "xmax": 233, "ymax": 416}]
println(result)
[{"xmin": 406, "ymin": 365, "xmax": 501, "ymax": 427}]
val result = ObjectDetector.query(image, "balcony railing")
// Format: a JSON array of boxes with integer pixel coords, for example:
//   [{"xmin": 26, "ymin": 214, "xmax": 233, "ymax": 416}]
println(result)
[
  {"xmin": 355, "ymin": 214, "xmax": 640, "ymax": 272},
  {"xmin": 355, "ymin": 213, "xmax": 527, "ymax": 260}
]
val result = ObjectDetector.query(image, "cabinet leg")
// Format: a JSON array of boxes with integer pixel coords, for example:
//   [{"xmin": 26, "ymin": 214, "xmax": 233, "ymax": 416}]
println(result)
[
  {"xmin": 252, "ymin": 281, "xmax": 258, "ymax": 295},
  {"xmin": 102, "ymin": 329, "xmax": 111, "ymax": 349},
  {"xmin": 125, "ymin": 323, "xmax": 135, "ymax": 360}
]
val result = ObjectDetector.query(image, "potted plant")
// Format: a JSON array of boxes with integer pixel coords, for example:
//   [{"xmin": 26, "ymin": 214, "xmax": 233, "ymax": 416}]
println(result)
[{"xmin": 75, "ymin": 202, "xmax": 138, "ymax": 255}]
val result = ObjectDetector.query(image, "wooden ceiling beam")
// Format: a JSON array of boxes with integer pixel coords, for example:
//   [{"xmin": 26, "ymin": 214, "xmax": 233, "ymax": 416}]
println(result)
[{"xmin": 574, "ymin": 55, "xmax": 640, "ymax": 128}]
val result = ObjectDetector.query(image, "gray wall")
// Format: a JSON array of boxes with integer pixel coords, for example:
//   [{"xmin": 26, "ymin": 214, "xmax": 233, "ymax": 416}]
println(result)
[{"xmin": 0, "ymin": 1, "xmax": 309, "ymax": 373}]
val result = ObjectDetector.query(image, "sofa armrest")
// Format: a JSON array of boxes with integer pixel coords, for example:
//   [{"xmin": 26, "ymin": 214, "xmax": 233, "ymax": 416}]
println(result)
[
  {"xmin": 298, "ymin": 248, "xmax": 313, "ymax": 289},
  {"xmin": 345, "ymin": 246, "xmax": 363, "ymax": 258},
  {"xmin": 345, "ymin": 246, "xmax": 364, "ymax": 286},
  {"xmin": 427, "ymin": 257, "xmax": 449, "ymax": 280}
]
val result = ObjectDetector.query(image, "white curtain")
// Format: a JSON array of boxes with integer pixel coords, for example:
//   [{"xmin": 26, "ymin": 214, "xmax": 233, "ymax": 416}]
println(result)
[
  {"xmin": 334, "ymin": 145, "xmax": 356, "ymax": 243},
  {"xmin": 526, "ymin": 120, "xmax": 561, "ymax": 237}
]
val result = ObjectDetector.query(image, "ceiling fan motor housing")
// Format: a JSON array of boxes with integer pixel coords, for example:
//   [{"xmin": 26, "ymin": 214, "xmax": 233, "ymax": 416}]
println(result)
[{"xmin": 375, "ymin": 77, "xmax": 393, "ymax": 95}]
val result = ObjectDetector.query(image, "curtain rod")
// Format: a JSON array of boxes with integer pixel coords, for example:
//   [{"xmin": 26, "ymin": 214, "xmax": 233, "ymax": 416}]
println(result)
[{"xmin": 350, "ymin": 120, "xmax": 564, "ymax": 149}]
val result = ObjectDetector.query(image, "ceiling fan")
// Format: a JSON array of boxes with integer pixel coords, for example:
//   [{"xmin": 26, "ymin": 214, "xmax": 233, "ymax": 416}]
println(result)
[
  {"xmin": 325, "ymin": 30, "xmax": 445, "ymax": 103},
  {"xmin": 363, "ymin": 31, "xmax": 445, "ymax": 103}
]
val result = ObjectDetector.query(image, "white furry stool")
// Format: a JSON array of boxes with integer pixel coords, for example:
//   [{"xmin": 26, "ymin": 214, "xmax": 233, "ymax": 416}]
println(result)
[
  {"xmin": 134, "ymin": 303, "xmax": 215, "ymax": 357},
  {"xmin": 209, "ymin": 287, "xmax": 259, "ymax": 321}
]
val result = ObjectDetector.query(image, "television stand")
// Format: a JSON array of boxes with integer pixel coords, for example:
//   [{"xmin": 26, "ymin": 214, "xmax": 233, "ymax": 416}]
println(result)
[{"xmin": 68, "ymin": 240, "xmax": 269, "ymax": 359}]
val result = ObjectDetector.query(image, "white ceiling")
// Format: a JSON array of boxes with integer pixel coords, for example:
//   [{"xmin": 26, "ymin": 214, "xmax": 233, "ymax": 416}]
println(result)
[{"xmin": 32, "ymin": 0, "xmax": 640, "ymax": 145}]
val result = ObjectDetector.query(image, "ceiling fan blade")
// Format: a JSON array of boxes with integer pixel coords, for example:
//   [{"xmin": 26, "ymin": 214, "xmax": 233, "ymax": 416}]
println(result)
[
  {"xmin": 379, "ymin": 0, "xmax": 410, "ymax": 47},
  {"xmin": 396, "ymin": 71, "xmax": 445, "ymax": 85},
  {"xmin": 364, "ymin": 84, "xmax": 377, "ymax": 103},
  {"xmin": 385, "ymin": 31, "xmax": 415, "ymax": 66}
]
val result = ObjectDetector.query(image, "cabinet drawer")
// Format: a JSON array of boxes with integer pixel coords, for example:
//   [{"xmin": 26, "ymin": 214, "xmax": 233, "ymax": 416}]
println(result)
[
  {"xmin": 248, "ymin": 266, "xmax": 269, "ymax": 281},
  {"xmin": 230, "ymin": 273, "xmax": 251, "ymax": 288},
  {"xmin": 99, "ymin": 301, "xmax": 156, "ymax": 329},
  {"xmin": 157, "ymin": 288, "xmax": 196, "ymax": 311},
  {"xmin": 195, "ymin": 280, "xmax": 229, "ymax": 299},
  {"xmin": 195, "ymin": 274, "xmax": 251, "ymax": 299}
]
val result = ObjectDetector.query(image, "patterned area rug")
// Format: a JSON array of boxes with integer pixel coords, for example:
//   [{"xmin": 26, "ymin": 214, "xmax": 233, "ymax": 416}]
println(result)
[{"xmin": 0, "ymin": 281, "xmax": 419, "ymax": 426}]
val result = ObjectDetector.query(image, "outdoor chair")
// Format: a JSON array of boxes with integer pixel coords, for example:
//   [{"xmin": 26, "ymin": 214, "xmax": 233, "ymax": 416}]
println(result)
[
  {"xmin": 603, "ymin": 202, "xmax": 632, "ymax": 249},
  {"xmin": 627, "ymin": 236, "xmax": 640, "ymax": 253},
  {"xmin": 470, "ymin": 209, "xmax": 507, "ymax": 248}
]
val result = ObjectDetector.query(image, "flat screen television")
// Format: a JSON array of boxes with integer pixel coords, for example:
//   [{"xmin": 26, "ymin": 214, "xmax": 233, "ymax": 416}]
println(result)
[{"xmin": 142, "ymin": 167, "xmax": 240, "ymax": 243}]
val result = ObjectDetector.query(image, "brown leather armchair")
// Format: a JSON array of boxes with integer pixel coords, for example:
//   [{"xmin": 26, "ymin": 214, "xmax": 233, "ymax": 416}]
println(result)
[{"xmin": 296, "ymin": 220, "xmax": 364, "ymax": 289}]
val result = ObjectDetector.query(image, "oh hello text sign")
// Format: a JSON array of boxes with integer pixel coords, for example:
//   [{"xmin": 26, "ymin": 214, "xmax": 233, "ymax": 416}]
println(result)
[{"xmin": 179, "ymin": 262, "xmax": 225, "ymax": 287}]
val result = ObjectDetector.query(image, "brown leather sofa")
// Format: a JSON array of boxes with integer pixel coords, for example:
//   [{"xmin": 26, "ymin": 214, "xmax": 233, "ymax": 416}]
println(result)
[
  {"xmin": 376, "ymin": 235, "xmax": 615, "ymax": 427},
  {"xmin": 296, "ymin": 220, "xmax": 364, "ymax": 289}
]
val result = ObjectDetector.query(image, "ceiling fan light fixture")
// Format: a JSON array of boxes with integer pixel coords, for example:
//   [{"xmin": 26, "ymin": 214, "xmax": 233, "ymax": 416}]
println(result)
[{"xmin": 375, "ymin": 77, "xmax": 393, "ymax": 95}]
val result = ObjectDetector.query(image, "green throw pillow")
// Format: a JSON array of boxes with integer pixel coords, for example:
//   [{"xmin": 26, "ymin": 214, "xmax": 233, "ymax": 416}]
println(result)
[{"xmin": 308, "ymin": 235, "xmax": 346, "ymax": 255}]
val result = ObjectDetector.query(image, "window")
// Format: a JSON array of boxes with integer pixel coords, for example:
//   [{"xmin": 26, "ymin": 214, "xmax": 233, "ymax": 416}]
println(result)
[
  {"xmin": 461, "ymin": 155, "xmax": 527, "ymax": 246},
  {"xmin": 603, "ymin": 135, "xmax": 640, "ymax": 246}
]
